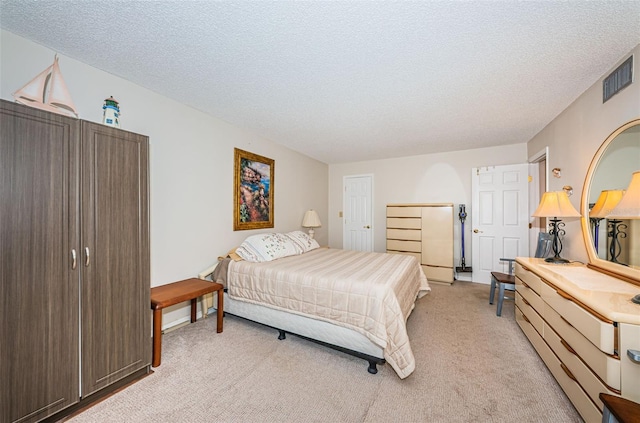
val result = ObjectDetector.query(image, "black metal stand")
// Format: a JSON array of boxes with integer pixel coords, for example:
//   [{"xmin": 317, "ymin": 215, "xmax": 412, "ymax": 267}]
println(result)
[
  {"xmin": 545, "ymin": 218, "xmax": 570, "ymax": 264},
  {"xmin": 606, "ymin": 219, "xmax": 627, "ymax": 264}
]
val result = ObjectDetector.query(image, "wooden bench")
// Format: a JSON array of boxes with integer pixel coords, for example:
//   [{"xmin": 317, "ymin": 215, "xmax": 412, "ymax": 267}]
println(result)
[{"xmin": 150, "ymin": 278, "xmax": 223, "ymax": 367}]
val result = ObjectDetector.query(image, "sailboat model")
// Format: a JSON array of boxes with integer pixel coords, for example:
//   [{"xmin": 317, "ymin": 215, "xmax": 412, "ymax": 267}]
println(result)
[{"xmin": 12, "ymin": 55, "xmax": 79, "ymax": 118}]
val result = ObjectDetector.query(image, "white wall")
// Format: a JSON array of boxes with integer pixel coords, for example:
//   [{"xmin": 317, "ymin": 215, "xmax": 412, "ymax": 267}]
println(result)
[
  {"xmin": 527, "ymin": 43, "xmax": 640, "ymax": 264},
  {"xmin": 1, "ymin": 30, "xmax": 329, "ymax": 327},
  {"xmin": 328, "ymin": 144, "xmax": 527, "ymax": 268}
]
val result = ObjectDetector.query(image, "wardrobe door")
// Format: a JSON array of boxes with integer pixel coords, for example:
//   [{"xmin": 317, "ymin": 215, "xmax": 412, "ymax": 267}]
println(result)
[
  {"xmin": 0, "ymin": 101, "xmax": 80, "ymax": 422},
  {"xmin": 80, "ymin": 121, "xmax": 150, "ymax": 397},
  {"xmin": 421, "ymin": 205, "xmax": 454, "ymax": 283}
]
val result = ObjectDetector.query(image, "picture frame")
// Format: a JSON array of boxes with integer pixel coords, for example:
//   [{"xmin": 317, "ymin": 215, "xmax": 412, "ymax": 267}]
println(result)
[{"xmin": 234, "ymin": 148, "xmax": 275, "ymax": 230}]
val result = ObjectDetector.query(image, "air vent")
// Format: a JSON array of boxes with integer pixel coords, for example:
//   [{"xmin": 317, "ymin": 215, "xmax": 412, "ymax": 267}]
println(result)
[{"xmin": 603, "ymin": 55, "xmax": 633, "ymax": 103}]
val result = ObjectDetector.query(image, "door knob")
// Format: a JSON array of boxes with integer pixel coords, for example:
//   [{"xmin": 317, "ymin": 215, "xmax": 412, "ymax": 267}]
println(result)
[
  {"xmin": 473, "ymin": 229, "xmax": 483, "ymax": 233},
  {"xmin": 364, "ymin": 225, "xmax": 371, "ymax": 229}
]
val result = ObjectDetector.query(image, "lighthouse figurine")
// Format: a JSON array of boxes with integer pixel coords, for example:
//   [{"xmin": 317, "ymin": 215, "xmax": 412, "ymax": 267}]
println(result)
[{"xmin": 102, "ymin": 96, "xmax": 120, "ymax": 128}]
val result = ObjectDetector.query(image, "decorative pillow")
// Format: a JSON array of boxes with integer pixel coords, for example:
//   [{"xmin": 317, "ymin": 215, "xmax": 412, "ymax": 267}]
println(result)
[
  {"xmin": 284, "ymin": 231, "xmax": 320, "ymax": 254},
  {"xmin": 235, "ymin": 233, "xmax": 299, "ymax": 262}
]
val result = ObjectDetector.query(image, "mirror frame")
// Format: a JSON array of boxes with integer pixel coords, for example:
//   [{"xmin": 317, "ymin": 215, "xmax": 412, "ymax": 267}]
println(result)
[{"xmin": 580, "ymin": 118, "xmax": 640, "ymax": 286}]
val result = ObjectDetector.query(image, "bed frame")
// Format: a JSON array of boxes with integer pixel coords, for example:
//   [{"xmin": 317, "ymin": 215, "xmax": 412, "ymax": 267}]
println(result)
[{"xmin": 198, "ymin": 263, "xmax": 386, "ymax": 374}]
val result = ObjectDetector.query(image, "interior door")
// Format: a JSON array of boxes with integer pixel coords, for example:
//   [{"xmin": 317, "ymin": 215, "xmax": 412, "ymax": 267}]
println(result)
[
  {"xmin": 343, "ymin": 175, "xmax": 373, "ymax": 251},
  {"xmin": 471, "ymin": 164, "xmax": 530, "ymax": 284},
  {"xmin": 80, "ymin": 121, "xmax": 150, "ymax": 397},
  {"xmin": 0, "ymin": 100, "xmax": 80, "ymax": 422}
]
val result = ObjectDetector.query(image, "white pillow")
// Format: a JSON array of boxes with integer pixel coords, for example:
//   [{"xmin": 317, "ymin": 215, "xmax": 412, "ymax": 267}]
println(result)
[
  {"xmin": 284, "ymin": 231, "xmax": 320, "ymax": 254},
  {"xmin": 235, "ymin": 233, "xmax": 299, "ymax": 262}
]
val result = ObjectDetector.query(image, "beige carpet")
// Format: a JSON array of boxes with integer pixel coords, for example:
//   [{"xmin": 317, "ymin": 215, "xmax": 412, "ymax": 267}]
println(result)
[{"xmin": 67, "ymin": 282, "xmax": 582, "ymax": 422}]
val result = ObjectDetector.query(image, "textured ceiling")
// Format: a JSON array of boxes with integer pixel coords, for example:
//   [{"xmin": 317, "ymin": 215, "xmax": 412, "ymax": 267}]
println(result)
[{"xmin": 1, "ymin": 1, "xmax": 639, "ymax": 164}]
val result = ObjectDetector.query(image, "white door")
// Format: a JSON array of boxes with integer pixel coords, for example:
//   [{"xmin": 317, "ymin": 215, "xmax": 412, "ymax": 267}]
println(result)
[
  {"xmin": 471, "ymin": 164, "xmax": 530, "ymax": 284},
  {"xmin": 343, "ymin": 174, "xmax": 373, "ymax": 251}
]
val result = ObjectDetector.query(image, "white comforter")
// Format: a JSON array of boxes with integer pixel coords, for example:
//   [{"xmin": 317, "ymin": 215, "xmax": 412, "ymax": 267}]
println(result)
[{"xmin": 227, "ymin": 248, "xmax": 430, "ymax": 378}]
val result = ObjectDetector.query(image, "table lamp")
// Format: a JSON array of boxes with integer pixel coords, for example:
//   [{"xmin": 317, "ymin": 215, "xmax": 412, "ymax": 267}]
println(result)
[
  {"xmin": 589, "ymin": 189, "xmax": 624, "ymax": 256},
  {"xmin": 532, "ymin": 191, "xmax": 581, "ymax": 264},
  {"xmin": 302, "ymin": 209, "xmax": 322, "ymax": 239}
]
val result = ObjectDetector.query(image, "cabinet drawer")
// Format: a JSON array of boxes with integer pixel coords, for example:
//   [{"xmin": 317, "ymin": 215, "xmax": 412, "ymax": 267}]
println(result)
[
  {"xmin": 544, "ymin": 322, "xmax": 618, "ymax": 410},
  {"xmin": 386, "ymin": 217, "xmax": 421, "ymax": 229},
  {"xmin": 387, "ymin": 239, "xmax": 421, "ymax": 253},
  {"xmin": 422, "ymin": 265, "xmax": 453, "ymax": 283},
  {"xmin": 515, "ymin": 277, "xmax": 544, "ymax": 314},
  {"xmin": 515, "ymin": 292, "xmax": 543, "ymax": 335},
  {"xmin": 620, "ymin": 323, "xmax": 640, "ymax": 402},
  {"xmin": 387, "ymin": 206, "xmax": 421, "ymax": 218},
  {"xmin": 515, "ymin": 262, "xmax": 542, "ymax": 295},
  {"xmin": 540, "ymin": 283, "xmax": 616, "ymax": 355},
  {"xmin": 386, "ymin": 250, "xmax": 421, "ymax": 261},
  {"xmin": 386, "ymin": 228, "xmax": 421, "ymax": 241},
  {"xmin": 539, "ymin": 334, "xmax": 603, "ymax": 423},
  {"xmin": 516, "ymin": 306, "xmax": 547, "ymax": 360},
  {"xmin": 544, "ymin": 305, "xmax": 620, "ymax": 390}
]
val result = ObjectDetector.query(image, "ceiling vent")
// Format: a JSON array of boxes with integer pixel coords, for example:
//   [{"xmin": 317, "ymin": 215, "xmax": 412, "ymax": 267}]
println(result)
[{"xmin": 603, "ymin": 55, "xmax": 633, "ymax": 103}]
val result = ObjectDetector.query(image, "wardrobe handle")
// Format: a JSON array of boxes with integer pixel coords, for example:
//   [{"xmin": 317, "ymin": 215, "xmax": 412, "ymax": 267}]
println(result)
[
  {"xmin": 71, "ymin": 249, "xmax": 77, "ymax": 270},
  {"xmin": 628, "ymin": 349, "xmax": 640, "ymax": 364},
  {"xmin": 84, "ymin": 247, "xmax": 90, "ymax": 267}
]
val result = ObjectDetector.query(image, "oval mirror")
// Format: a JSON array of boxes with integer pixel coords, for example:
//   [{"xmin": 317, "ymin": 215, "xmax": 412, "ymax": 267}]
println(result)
[{"xmin": 581, "ymin": 119, "xmax": 640, "ymax": 285}]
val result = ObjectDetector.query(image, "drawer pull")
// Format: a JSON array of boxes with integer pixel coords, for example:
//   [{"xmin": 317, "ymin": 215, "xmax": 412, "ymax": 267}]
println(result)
[
  {"xmin": 560, "ymin": 363, "xmax": 577, "ymax": 382},
  {"xmin": 521, "ymin": 280, "xmax": 530, "ymax": 289},
  {"xmin": 556, "ymin": 288, "xmax": 574, "ymax": 301},
  {"xmin": 521, "ymin": 297, "xmax": 532, "ymax": 306},
  {"xmin": 521, "ymin": 313, "xmax": 531, "ymax": 324},
  {"xmin": 628, "ymin": 349, "xmax": 640, "ymax": 363},
  {"xmin": 561, "ymin": 339, "xmax": 577, "ymax": 356}
]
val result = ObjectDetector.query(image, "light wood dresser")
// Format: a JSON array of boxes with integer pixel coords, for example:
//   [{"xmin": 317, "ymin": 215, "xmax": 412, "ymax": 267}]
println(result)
[
  {"xmin": 515, "ymin": 257, "xmax": 640, "ymax": 423},
  {"xmin": 386, "ymin": 204, "xmax": 454, "ymax": 284}
]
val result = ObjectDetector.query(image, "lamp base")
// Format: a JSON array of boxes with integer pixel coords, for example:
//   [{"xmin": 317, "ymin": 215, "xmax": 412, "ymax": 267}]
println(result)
[{"xmin": 544, "ymin": 256, "xmax": 570, "ymax": 264}]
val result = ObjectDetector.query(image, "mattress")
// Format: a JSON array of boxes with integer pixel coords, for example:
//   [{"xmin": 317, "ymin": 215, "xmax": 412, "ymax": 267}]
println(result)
[{"xmin": 225, "ymin": 247, "xmax": 430, "ymax": 378}]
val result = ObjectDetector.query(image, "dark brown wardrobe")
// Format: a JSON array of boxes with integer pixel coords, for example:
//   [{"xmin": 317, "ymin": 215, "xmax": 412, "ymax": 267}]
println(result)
[{"xmin": 0, "ymin": 99, "xmax": 151, "ymax": 423}]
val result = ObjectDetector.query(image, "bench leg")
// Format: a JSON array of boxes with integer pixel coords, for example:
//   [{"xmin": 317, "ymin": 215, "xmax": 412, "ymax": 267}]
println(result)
[
  {"xmin": 190, "ymin": 298, "xmax": 197, "ymax": 323},
  {"xmin": 152, "ymin": 308, "xmax": 162, "ymax": 367},
  {"xmin": 216, "ymin": 289, "xmax": 224, "ymax": 333}
]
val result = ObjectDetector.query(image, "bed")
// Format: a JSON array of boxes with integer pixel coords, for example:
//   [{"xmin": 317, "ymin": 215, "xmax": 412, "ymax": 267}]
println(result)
[{"xmin": 197, "ymin": 232, "xmax": 430, "ymax": 379}]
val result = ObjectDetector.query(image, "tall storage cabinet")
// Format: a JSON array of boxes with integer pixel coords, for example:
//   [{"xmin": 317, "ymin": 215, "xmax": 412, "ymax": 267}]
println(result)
[
  {"xmin": 0, "ymin": 100, "xmax": 151, "ymax": 423},
  {"xmin": 386, "ymin": 204, "xmax": 454, "ymax": 284}
]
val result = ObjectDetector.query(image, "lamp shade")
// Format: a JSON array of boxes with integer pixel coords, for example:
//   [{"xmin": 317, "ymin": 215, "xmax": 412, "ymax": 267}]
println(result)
[
  {"xmin": 607, "ymin": 171, "xmax": 640, "ymax": 219},
  {"xmin": 532, "ymin": 191, "xmax": 581, "ymax": 218},
  {"xmin": 302, "ymin": 209, "xmax": 322, "ymax": 228},
  {"xmin": 589, "ymin": 189, "xmax": 625, "ymax": 218}
]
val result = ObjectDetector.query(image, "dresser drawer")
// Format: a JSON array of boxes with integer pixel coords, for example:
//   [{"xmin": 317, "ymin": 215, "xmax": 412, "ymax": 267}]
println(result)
[
  {"xmin": 386, "ymin": 228, "xmax": 421, "ymax": 241},
  {"xmin": 387, "ymin": 239, "xmax": 421, "ymax": 253},
  {"xmin": 422, "ymin": 265, "xmax": 453, "ymax": 283},
  {"xmin": 544, "ymin": 305, "xmax": 620, "ymax": 390},
  {"xmin": 386, "ymin": 217, "xmax": 421, "ymax": 229},
  {"xmin": 516, "ymin": 292, "xmax": 544, "ymax": 335},
  {"xmin": 515, "ymin": 262, "xmax": 542, "ymax": 295},
  {"xmin": 516, "ymin": 306, "xmax": 545, "ymax": 353},
  {"xmin": 387, "ymin": 206, "xmax": 421, "ymax": 218},
  {"xmin": 544, "ymin": 322, "xmax": 618, "ymax": 410},
  {"xmin": 515, "ymin": 277, "xmax": 544, "ymax": 314},
  {"xmin": 540, "ymin": 282, "xmax": 616, "ymax": 355},
  {"xmin": 540, "ymin": 334, "xmax": 603, "ymax": 423},
  {"xmin": 620, "ymin": 323, "xmax": 640, "ymax": 402},
  {"xmin": 386, "ymin": 250, "xmax": 421, "ymax": 261}
]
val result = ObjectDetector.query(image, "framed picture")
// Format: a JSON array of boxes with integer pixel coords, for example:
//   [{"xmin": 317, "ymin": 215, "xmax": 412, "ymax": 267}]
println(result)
[{"xmin": 234, "ymin": 148, "xmax": 275, "ymax": 230}]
